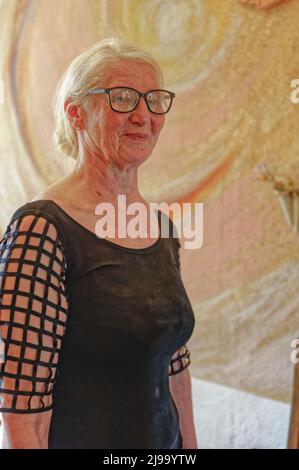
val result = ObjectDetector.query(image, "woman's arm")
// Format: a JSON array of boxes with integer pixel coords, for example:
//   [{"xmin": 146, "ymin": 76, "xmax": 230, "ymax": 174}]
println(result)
[
  {"xmin": 169, "ymin": 364, "xmax": 198, "ymax": 449},
  {"xmin": 0, "ymin": 214, "xmax": 69, "ymax": 449},
  {"xmin": 2, "ymin": 410, "xmax": 52, "ymax": 449}
]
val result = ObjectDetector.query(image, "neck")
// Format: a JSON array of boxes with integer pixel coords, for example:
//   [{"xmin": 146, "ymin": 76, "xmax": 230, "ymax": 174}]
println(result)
[{"xmin": 62, "ymin": 159, "xmax": 147, "ymax": 212}]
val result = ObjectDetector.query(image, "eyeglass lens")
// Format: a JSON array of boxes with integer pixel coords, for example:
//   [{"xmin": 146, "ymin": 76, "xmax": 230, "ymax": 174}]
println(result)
[{"xmin": 109, "ymin": 88, "xmax": 172, "ymax": 114}]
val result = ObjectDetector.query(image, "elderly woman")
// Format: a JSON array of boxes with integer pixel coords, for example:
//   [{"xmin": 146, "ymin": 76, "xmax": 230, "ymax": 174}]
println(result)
[{"xmin": 0, "ymin": 37, "xmax": 197, "ymax": 449}]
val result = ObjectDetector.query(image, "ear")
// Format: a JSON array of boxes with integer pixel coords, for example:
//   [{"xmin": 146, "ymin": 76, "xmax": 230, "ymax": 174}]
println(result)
[
  {"xmin": 64, "ymin": 98, "xmax": 83, "ymax": 129},
  {"xmin": 64, "ymin": 98, "xmax": 79, "ymax": 120}
]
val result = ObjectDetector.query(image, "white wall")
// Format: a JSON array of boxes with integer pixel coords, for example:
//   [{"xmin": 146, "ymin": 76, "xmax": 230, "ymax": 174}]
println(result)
[{"xmin": 192, "ymin": 377, "xmax": 290, "ymax": 449}]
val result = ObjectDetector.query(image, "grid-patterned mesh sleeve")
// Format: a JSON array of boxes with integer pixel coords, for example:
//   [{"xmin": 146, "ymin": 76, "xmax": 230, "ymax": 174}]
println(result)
[
  {"xmin": 0, "ymin": 213, "xmax": 69, "ymax": 413},
  {"xmin": 168, "ymin": 344, "xmax": 191, "ymax": 376},
  {"xmin": 168, "ymin": 232, "xmax": 191, "ymax": 376}
]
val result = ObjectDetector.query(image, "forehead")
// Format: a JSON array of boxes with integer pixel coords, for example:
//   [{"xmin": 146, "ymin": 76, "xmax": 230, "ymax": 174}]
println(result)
[{"xmin": 105, "ymin": 61, "xmax": 160, "ymax": 91}]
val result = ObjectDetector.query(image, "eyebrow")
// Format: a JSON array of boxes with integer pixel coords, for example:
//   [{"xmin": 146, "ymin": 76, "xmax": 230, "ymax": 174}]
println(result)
[{"xmin": 103, "ymin": 85, "xmax": 160, "ymax": 92}]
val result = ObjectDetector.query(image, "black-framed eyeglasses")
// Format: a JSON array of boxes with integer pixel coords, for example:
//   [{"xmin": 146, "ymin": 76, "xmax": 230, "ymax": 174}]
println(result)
[{"xmin": 87, "ymin": 86, "xmax": 175, "ymax": 114}]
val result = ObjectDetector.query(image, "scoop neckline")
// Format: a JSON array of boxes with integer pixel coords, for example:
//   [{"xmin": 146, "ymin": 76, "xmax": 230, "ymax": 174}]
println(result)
[{"xmin": 28, "ymin": 199, "xmax": 163, "ymax": 253}]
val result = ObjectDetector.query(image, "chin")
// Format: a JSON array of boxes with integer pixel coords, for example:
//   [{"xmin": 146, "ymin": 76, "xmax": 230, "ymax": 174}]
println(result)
[{"xmin": 131, "ymin": 152, "xmax": 152, "ymax": 164}]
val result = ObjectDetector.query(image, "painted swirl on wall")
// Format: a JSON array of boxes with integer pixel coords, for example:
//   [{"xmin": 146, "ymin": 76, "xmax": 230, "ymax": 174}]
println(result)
[{"xmin": 0, "ymin": 0, "xmax": 299, "ymax": 403}]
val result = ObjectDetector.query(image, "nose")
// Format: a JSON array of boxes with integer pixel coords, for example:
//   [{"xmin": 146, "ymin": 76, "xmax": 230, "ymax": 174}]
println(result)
[{"xmin": 129, "ymin": 95, "xmax": 151, "ymax": 124}]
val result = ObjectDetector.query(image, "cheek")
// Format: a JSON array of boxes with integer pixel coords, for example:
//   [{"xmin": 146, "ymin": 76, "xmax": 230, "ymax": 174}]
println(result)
[
  {"xmin": 98, "ymin": 118, "xmax": 124, "ymax": 143},
  {"xmin": 108, "ymin": 114, "xmax": 129, "ymax": 135},
  {"xmin": 152, "ymin": 117, "xmax": 165, "ymax": 135},
  {"xmin": 94, "ymin": 102, "xmax": 125, "ymax": 134}
]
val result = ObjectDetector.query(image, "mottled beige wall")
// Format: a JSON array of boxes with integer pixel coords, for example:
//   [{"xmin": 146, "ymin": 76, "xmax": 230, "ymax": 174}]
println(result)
[{"xmin": 0, "ymin": 0, "xmax": 298, "ymax": 407}]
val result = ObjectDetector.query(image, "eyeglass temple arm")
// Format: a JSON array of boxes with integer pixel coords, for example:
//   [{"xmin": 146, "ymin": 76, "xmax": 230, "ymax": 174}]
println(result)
[{"xmin": 87, "ymin": 89, "xmax": 107, "ymax": 95}]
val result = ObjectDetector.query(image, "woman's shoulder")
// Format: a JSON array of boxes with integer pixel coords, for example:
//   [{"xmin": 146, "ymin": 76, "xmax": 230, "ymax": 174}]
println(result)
[
  {"xmin": 30, "ymin": 173, "xmax": 74, "ymax": 205},
  {"xmin": 30, "ymin": 181, "xmax": 68, "ymax": 204},
  {"xmin": 3, "ymin": 193, "xmax": 72, "ymax": 274},
  {"xmin": 11, "ymin": 191, "xmax": 64, "ymax": 221},
  {"xmin": 26, "ymin": 179, "xmax": 76, "ymax": 220},
  {"xmin": 8, "ymin": 189, "xmax": 69, "ymax": 244}
]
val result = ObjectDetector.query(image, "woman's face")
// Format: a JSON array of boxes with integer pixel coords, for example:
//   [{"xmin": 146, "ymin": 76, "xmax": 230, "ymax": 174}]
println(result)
[{"xmin": 83, "ymin": 60, "xmax": 166, "ymax": 168}]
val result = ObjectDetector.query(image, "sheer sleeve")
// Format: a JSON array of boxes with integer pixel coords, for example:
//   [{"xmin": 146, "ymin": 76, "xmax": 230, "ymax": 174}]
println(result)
[
  {"xmin": 168, "ymin": 220, "xmax": 191, "ymax": 376},
  {"xmin": 168, "ymin": 344, "xmax": 191, "ymax": 376},
  {"xmin": 0, "ymin": 213, "xmax": 69, "ymax": 413}
]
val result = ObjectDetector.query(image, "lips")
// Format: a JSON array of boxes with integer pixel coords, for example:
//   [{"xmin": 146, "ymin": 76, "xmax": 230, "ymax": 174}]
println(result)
[{"xmin": 124, "ymin": 133, "xmax": 149, "ymax": 141}]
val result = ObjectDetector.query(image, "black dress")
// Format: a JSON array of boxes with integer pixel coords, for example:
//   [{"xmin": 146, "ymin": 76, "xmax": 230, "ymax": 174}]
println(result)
[{"xmin": 0, "ymin": 200, "xmax": 196, "ymax": 449}]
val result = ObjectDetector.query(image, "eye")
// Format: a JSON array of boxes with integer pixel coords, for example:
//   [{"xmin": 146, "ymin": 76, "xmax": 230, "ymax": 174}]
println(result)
[
  {"xmin": 147, "ymin": 93, "xmax": 159, "ymax": 104},
  {"xmin": 113, "ymin": 90, "xmax": 135, "ymax": 104}
]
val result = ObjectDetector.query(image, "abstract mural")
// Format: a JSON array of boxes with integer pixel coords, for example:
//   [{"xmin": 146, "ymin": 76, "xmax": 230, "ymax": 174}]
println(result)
[{"xmin": 0, "ymin": 0, "xmax": 299, "ymax": 447}]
